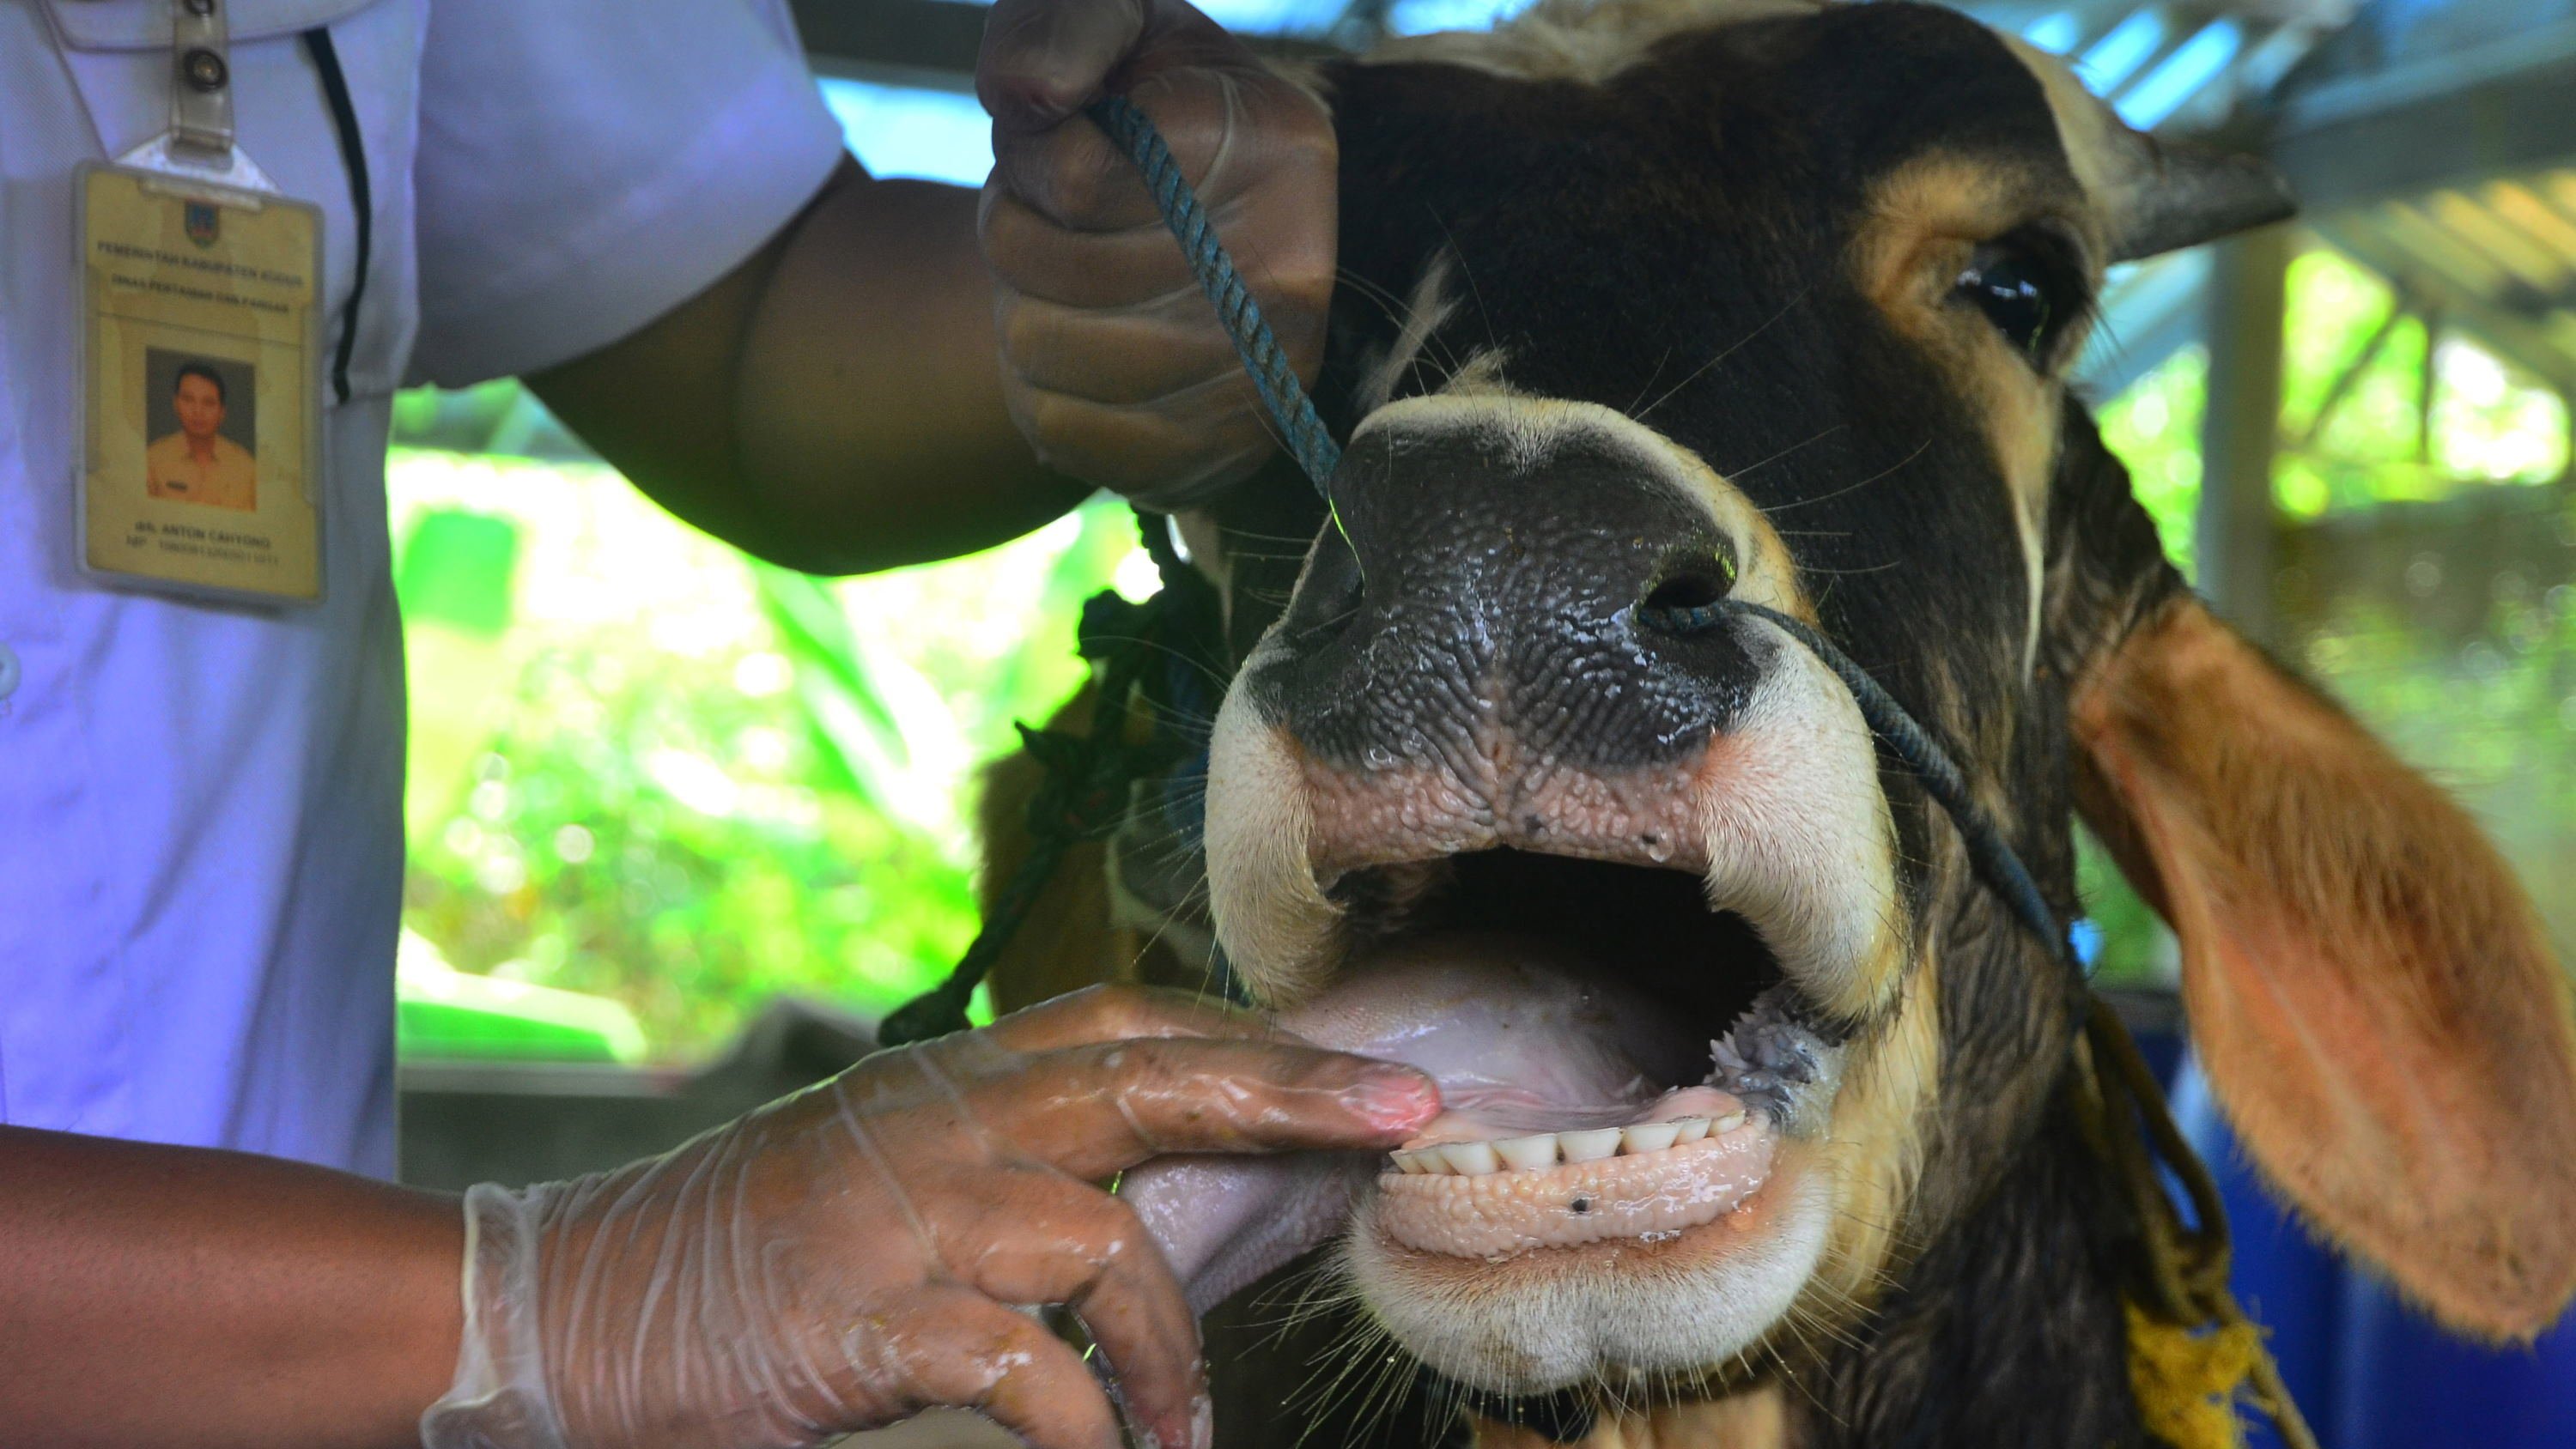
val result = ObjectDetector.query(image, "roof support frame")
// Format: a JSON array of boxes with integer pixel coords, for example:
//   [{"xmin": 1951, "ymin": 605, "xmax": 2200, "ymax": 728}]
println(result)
[
  {"xmin": 791, "ymin": 0, "xmax": 1346, "ymax": 84},
  {"xmin": 2267, "ymin": 21, "xmax": 2576, "ymax": 214},
  {"xmin": 2198, "ymin": 224, "xmax": 2291, "ymax": 644},
  {"xmin": 2291, "ymin": 288, "xmax": 2415, "ymax": 453}
]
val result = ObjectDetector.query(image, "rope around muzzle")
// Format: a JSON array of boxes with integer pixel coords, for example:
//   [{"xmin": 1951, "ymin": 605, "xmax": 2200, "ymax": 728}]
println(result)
[{"xmin": 884, "ymin": 93, "xmax": 2317, "ymax": 1449}]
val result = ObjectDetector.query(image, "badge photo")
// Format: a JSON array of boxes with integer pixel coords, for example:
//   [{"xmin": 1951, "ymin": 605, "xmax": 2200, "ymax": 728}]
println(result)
[{"xmin": 142, "ymin": 350, "xmax": 260, "ymax": 512}]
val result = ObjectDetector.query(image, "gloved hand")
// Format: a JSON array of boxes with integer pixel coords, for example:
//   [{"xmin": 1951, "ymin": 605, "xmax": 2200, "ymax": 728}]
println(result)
[
  {"xmin": 976, "ymin": 0, "xmax": 1336, "ymax": 510},
  {"xmin": 417, "ymin": 985, "xmax": 1437, "ymax": 1449}
]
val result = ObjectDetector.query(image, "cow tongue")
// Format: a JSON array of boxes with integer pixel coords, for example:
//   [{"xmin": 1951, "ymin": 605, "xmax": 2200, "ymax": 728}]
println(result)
[{"xmin": 1123, "ymin": 932, "xmax": 1701, "ymax": 1314}]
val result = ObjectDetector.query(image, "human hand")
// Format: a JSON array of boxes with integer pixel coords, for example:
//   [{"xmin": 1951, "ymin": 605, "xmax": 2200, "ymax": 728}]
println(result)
[
  {"xmin": 977, "ymin": 0, "xmax": 1336, "ymax": 509},
  {"xmin": 418, "ymin": 985, "xmax": 1437, "ymax": 1449}
]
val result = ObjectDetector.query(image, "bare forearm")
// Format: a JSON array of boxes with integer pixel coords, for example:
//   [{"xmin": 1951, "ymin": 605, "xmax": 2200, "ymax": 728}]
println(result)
[
  {"xmin": 531, "ymin": 161, "xmax": 1088, "ymax": 577},
  {"xmin": 733, "ymin": 170, "xmax": 1091, "ymax": 567},
  {"xmin": 0, "ymin": 1126, "xmax": 462, "ymax": 1449}
]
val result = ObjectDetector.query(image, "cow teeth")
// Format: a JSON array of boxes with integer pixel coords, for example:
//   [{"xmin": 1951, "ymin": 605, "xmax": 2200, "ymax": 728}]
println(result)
[
  {"xmin": 1558, "ymin": 1128, "xmax": 1623, "ymax": 1162},
  {"xmin": 1440, "ymin": 1141, "xmax": 1503, "ymax": 1176},
  {"xmin": 1620, "ymin": 1122, "xmax": 1681, "ymax": 1154},
  {"xmin": 1391, "ymin": 1115, "xmax": 1747, "ymax": 1180}
]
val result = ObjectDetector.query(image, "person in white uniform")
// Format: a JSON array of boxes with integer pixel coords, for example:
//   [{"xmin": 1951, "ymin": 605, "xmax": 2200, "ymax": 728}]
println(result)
[{"xmin": 0, "ymin": 0, "xmax": 1413, "ymax": 1446}]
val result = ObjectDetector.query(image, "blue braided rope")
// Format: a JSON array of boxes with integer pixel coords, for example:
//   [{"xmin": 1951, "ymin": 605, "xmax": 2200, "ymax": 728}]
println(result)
[
  {"xmin": 1088, "ymin": 94, "xmax": 1344, "ymax": 493},
  {"xmin": 1642, "ymin": 599, "xmax": 2081, "ymax": 976}
]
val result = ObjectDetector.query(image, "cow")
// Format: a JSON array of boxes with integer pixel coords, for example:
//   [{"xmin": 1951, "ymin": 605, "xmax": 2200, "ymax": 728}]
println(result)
[{"xmin": 971, "ymin": 2, "xmax": 2576, "ymax": 1444}]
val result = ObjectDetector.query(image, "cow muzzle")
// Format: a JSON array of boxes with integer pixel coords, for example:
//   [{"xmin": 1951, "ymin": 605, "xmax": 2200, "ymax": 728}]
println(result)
[{"xmin": 1168, "ymin": 395, "xmax": 1926, "ymax": 1396}]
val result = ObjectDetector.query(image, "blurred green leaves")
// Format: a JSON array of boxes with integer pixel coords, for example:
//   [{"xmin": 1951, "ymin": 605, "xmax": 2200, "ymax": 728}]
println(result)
[
  {"xmin": 397, "ymin": 510, "xmax": 520, "ymax": 637},
  {"xmin": 2082, "ymin": 238, "xmax": 2576, "ymax": 985},
  {"xmin": 753, "ymin": 563, "xmax": 969, "ymax": 842},
  {"xmin": 390, "ymin": 437, "xmax": 1138, "ymax": 1062}
]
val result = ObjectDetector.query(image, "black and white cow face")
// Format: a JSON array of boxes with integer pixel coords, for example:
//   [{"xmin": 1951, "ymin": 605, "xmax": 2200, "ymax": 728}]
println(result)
[{"xmin": 1117, "ymin": 0, "xmax": 2576, "ymax": 1438}]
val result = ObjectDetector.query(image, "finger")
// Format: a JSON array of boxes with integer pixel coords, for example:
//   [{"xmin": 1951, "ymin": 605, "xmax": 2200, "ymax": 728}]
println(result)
[
  {"xmin": 996, "ymin": 1036, "xmax": 1441, "ymax": 1178},
  {"xmin": 994, "ymin": 67, "xmax": 1309, "ymax": 234},
  {"xmin": 941, "ymin": 1174, "xmax": 1208, "ymax": 1449},
  {"xmin": 999, "ymin": 291, "xmax": 1251, "ymax": 405},
  {"xmin": 993, "ymin": 96, "xmax": 1178, "ymax": 234},
  {"xmin": 976, "ymin": 0, "xmax": 1148, "ymax": 134},
  {"xmin": 1009, "ymin": 406, "xmax": 1271, "ymax": 509},
  {"xmin": 1012, "ymin": 382, "xmax": 1279, "ymax": 503},
  {"xmin": 890, "ymin": 1288, "xmax": 1128, "ymax": 1449},
  {"xmin": 981, "ymin": 188, "xmax": 1198, "ymax": 308},
  {"xmin": 979, "ymin": 983, "xmax": 1294, "ymax": 1055}
]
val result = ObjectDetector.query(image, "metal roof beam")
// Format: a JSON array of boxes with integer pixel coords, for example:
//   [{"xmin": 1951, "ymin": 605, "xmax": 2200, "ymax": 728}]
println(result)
[
  {"xmin": 793, "ymin": 0, "xmax": 1344, "ymax": 84},
  {"xmin": 794, "ymin": 0, "xmax": 989, "ymax": 82},
  {"xmin": 2267, "ymin": 21, "xmax": 2576, "ymax": 211}
]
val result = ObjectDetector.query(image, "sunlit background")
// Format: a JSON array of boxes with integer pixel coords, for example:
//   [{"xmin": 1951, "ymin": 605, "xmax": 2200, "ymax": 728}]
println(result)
[{"xmin": 388, "ymin": 0, "xmax": 2576, "ymax": 1068}]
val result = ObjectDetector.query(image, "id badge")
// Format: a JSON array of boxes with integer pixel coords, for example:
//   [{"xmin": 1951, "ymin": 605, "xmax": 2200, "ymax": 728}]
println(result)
[{"xmin": 76, "ymin": 165, "xmax": 325, "ymax": 603}]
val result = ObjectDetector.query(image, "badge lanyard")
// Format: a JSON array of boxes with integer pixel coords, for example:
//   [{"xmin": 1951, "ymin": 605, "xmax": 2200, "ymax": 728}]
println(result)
[{"xmin": 74, "ymin": 0, "xmax": 331, "ymax": 604}]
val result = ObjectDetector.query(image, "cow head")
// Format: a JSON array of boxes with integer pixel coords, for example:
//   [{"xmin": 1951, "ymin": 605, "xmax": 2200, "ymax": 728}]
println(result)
[{"xmin": 1087, "ymin": 0, "xmax": 2576, "ymax": 1439}]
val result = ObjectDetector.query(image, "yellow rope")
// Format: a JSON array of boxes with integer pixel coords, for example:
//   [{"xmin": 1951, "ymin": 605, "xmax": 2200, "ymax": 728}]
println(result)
[
  {"xmin": 2078, "ymin": 999, "xmax": 2320, "ymax": 1449},
  {"xmin": 2126, "ymin": 1302, "xmax": 2262, "ymax": 1449}
]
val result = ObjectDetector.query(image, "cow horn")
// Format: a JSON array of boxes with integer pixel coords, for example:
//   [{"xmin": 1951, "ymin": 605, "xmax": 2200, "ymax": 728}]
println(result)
[{"xmin": 2107, "ymin": 136, "xmax": 2296, "ymax": 262}]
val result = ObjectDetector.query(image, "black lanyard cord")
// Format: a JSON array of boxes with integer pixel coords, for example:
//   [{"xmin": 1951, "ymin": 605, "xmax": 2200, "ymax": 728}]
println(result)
[{"xmin": 300, "ymin": 26, "xmax": 369, "ymax": 407}]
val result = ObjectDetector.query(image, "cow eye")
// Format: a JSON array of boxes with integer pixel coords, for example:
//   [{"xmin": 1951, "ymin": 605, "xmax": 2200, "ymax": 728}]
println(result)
[{"xmin": 1954, "ymin": 232, "xmax": 2077, "ymax": 362}]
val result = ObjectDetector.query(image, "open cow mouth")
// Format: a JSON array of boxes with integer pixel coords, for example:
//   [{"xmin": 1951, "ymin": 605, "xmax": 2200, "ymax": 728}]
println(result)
[
  {"xmin": 1124, "ymin": 841, "xmax": 1867, "ymax": 1398},
  {"xmin": 1329, "ymin": 852, "xmax": 1838, "ymax": 1261}
]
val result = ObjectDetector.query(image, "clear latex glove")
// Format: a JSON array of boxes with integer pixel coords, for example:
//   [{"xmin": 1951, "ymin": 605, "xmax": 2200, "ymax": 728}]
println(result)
[
  {"xmin": 418, "ymin": 985, "xmax": 1437, "ymax": 1449},
  {"xmin": 977, "ymin": 0, "xmax": 1336, "ymax": 510}
]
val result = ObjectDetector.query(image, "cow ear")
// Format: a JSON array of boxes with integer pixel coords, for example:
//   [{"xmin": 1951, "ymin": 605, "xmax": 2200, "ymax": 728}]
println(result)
[{"xmin": 2071, "ymin": 594, "xmax": 2576, "ymax": 1340}]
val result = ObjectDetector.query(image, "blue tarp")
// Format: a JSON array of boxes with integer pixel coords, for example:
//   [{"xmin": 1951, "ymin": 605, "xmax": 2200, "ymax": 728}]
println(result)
[{"xmin": 2157, "ymin": 1051, "xmax": 2576, "ymax": 1446}]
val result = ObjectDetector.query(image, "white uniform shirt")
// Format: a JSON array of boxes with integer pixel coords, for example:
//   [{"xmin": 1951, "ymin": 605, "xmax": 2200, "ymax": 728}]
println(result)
[{"xmin": 0, "ymin": 0, "xmax": 845, "ymax": 1176}]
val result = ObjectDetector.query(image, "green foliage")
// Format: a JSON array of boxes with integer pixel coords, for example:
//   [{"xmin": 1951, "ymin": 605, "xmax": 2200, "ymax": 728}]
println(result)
[
  {"xmin": 398, "ymin": 508, "xmax": 521, "ymax": 637},
  {"xmin": 2075, "ymin": 827, "xmax": 2173, "ymax": 988},
  {"xmin": 2296, "ymin": 561, "xmax": 2576, "ymax": 956},
  {"xmin": 2274, "ymin": 250, "xmax": 2567, "ymax": 515},
  {"xmin": 2081, "ymin": 239, "xmax": 2576, "ymax": 982},
  {"xmin": 2096, "ymin": 346, "xmax": 2208, "ymax": 581},
  {"xmin": 750, "ymin": 562, "xmax": 970, "ymax": 842},
  {"xmin": 2095, "ymin": 246, "xmax": 2571, "ymax": 575},
  {"xmin": 397, "ymin": 930, "xmax": 648, "ymax": 1063},
  {"xmin": 392, "ymin": 441, "xmax": 1138, "ymax": 1061}
]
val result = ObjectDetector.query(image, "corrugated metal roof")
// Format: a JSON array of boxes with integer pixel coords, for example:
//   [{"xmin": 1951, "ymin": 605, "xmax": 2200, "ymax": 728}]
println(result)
[
  {"xmin": 1971, "ymin": 0, "xmax": 2358, "ymax": 131},
  {"xmin": 2051, "ymin": 0, "xmax": 2576, "ymax": 398}
]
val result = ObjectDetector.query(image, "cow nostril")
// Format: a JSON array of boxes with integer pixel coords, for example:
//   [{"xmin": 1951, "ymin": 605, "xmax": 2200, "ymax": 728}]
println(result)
[
  {"xmin": 1643, "ymin": 572, "xmax": 1728, "ymax": 612},
  {"xmin": 1641, "ymin": 545, "xmax": 1739, "ymax": 615},
  {"xmin": 1290, "ymin": 526, "xmax": 1368, "ymax": 647}
]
